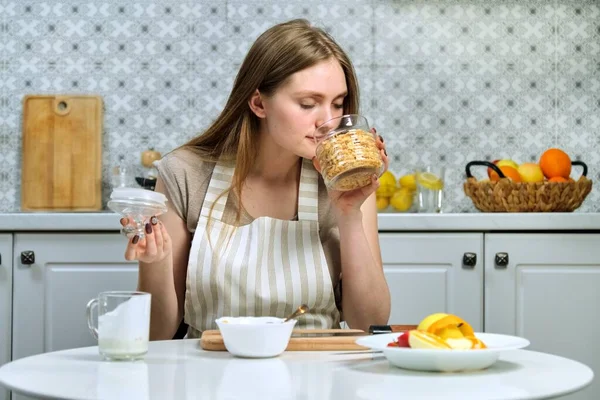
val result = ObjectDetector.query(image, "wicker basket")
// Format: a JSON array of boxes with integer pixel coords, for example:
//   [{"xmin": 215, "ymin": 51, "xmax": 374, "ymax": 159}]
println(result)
[{"xmin": 463, "ymin": 160, "xmax": 592, "ymax": 212}]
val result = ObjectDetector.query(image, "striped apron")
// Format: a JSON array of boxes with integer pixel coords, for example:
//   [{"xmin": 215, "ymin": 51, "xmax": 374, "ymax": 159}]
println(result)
[{"xmin": 184, "ymin": 158, "xmax": 341, "ymax": 337}]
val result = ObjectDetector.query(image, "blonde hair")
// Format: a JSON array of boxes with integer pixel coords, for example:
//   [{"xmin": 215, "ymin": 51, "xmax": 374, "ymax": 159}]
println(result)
[{"xmin": 182, "ymin": 19, "xmax": 360, "ymax": 229}]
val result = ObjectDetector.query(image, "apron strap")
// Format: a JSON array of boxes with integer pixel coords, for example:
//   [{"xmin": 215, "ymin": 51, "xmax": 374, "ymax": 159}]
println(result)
[
  {"xmin": 199, "ymin": 160, "xmax": 235, "ymax": 222},
  {"xmin": 297, "ymin": 158, "xmax": 319, "ymax": 222}
]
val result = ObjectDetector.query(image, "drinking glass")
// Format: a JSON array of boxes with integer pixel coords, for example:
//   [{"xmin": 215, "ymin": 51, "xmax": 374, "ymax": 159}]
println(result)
[
  {"xmin": 416, "ymin": 166, "xmax": 445, "ymax": 213},
  {"xmin": 86, "ymin": 291, "xmax": 151, "ymax": 361}
]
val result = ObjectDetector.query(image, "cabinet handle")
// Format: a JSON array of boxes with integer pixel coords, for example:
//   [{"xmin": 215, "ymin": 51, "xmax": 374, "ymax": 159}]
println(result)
[
  {"xmin": 462, "ymin": 252, "xmax": 477, "ymax": 268},
  {"xmin": 21, "ymin": 250, "xmax": 35, "ymax": 265},
  {"xmin": 495, "ymin": 252, "xmax": 509, "ymax": 268}
]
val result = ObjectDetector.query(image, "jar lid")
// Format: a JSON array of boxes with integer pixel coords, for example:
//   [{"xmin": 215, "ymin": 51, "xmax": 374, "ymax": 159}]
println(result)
[{"xmin": 109, "ymin": 187, "xmax": 167, "ymax": 205}]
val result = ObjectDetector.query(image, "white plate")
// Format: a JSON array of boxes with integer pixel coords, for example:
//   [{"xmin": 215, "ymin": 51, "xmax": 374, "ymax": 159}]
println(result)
[{"xmin": 356, "ymin": 332, "xmax": 530, "ymax": 372}]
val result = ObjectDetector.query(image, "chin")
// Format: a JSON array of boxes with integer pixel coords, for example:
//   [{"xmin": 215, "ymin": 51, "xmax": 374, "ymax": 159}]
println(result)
[{"xmin": 297, "ymin": 142, "xmax": 317, "ymax": 160}]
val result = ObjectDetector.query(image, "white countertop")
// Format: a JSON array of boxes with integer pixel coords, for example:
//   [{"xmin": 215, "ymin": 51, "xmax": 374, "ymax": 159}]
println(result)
[
  {"xmin": 0, "ymin": 340, "xmax": 593, "ymax": 400},
  {"xmin": 1, "ymin": 212, "xmax": 600, "ymax": 232}
]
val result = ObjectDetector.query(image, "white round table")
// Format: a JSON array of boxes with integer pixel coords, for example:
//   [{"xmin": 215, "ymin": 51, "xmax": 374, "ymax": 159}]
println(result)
[{"xmin": 0, "ymin": 339, "xmax": 593, "ymax": 400}]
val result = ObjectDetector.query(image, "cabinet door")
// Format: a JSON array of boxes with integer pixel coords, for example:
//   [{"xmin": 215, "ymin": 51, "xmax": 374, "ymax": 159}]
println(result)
[
  {"xmin": 380, "ymin": 233, "xmax": 483, "ymax": 330},
  {"xmin": 12, "ymin": 233, "xmax": 138, "ymax": 361},
  {"xmin": 0, "ymin": 234, "xmax": 12, "ymax": 400},
  {"xmin": 485, "ymin": 233, "xmax": 600, "ymax": 400}
]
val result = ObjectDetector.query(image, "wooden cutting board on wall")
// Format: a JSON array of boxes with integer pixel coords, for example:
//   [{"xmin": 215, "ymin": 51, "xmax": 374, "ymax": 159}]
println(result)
[{"xmin": 21, "ymin": 95, "xmax": 103, "ymax": 211}]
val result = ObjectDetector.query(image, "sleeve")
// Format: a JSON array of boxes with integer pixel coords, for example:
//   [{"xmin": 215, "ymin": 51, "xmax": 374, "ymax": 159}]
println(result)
[{"xmin": 154, "ymin": 150, "xmax": 189, "ymax": 223}]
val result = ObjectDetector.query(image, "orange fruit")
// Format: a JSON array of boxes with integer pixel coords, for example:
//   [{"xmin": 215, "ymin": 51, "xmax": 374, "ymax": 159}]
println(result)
[
  {"xmin": 548, "ymin": 176, "xmax": 568, "ymax": 183},
  {"xmin": 490, "ymin": 165, "xmax": 522, "ymax": 182},
  {"xmin": 539, "ymin": 148, "xmax": 571, "ymax": 179},
  {"xmin": 466, "ymin": 336, "xmax": 488, "ymax": 349},
  {"xmin": 427, "ymin": 315, "xmax": 476, "ymax": 337}
]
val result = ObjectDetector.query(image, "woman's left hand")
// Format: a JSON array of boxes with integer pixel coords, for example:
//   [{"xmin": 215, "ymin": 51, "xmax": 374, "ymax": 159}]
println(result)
[{"xmin": 313, "ymin": 128, "xmax": 389, "ymax": 218}]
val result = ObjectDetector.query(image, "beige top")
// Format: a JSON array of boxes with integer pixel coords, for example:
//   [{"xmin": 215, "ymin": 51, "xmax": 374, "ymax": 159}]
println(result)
[{"xmin": 155, "ymin": 147, "xmax": 343, "ymax": 310}]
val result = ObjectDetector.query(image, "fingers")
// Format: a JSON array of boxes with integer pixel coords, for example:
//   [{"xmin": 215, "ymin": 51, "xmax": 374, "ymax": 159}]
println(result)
[
  {"xmin": 360, "ymin": 174, "xmax": 380, "ymax": 198},
  {"xmin": 312, "ymin": 156, "xmax": 322, "ymax": 173},
  {"xmin": 371, "ymin": 128, "xmax": 389, "ymax": 173},
  {"xmin": 159, "ymin": 220, "xmax": 170, "ymax": 250},
  {"xmin": 124, "ymin": 234, "xmax": 140, "ymax": 261},
  {"xmin": 151, "ymin": 216, "xmax": 164, "ymax": 252},
  {"xmin": 119, "ymin": 216, "xmax": 135, "ymax": 226},
  {"xmin": 381, "ymin": 148, "xmax": 390, "ymax": 173},
  {"xmin": 144, "ymin": 222, "xmax": 157, "ymax": 257},
  {"xmin": 123, "ymin": 215, "xmax": 170, "ymax": 262}
]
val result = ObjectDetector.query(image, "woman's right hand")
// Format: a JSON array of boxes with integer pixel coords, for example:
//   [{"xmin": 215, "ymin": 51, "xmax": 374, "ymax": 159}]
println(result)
[{"xmin": 120, "ymin": 216, "xmax": 173, "ymax": 263}]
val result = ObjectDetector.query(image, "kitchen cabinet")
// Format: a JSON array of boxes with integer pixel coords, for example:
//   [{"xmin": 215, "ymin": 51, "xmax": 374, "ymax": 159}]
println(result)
[
  {"xmin": 485, "ymin": 233, "xmax": 600, "ymax": 400},
  {"xmin": 12, "ymin": 233, "xmax": 138, "ymax": 361},
  {"xmin": 379, "ymin": 233, "xmax": 484, "ymax": 331},
  {"xmin": 0, "ymin": 235, "xmax": 12, "ymax": 400},
  {"xmin": 11, "ymin": 233, "xmax": 138, "ymax": 400}
]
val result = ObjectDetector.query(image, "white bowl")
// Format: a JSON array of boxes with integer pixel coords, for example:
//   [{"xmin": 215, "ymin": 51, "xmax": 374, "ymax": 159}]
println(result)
[
  {"xmin": 215, "ymin": 317, "xmax": 297, "ymax": 358},
  {"xmin": 356, "ymin": 332, "xmax": 530, "ymax": 372}
]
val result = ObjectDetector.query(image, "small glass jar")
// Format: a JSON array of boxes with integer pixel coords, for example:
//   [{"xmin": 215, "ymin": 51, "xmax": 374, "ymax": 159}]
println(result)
[
  {"xmin": 314, "ymin": 114, "xmax": 384, "ymax": 191},
  {"xmin": 107, "ymin": 187, "xmax": 168, "ymax": 238}
]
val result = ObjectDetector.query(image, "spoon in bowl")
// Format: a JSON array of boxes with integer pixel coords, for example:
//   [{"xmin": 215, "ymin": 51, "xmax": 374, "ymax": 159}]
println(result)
[{"xmin": 283, "ymin": 304, "xmax": 309, "ymax": 323}]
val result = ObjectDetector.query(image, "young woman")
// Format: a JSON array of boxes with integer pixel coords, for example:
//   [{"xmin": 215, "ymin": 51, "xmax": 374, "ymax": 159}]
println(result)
[{"xmin": 122, "ymin": 19, "xmax": 391, "ymax": 339}]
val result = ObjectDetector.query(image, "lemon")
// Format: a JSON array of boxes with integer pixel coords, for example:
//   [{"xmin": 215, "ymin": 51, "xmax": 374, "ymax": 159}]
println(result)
[
  {"xmin": 398, "ymin": 174, "xmax": 417, "ymax": 191},
  {"xmin": 417, "ymin": 313, "xmax": 448, "ymax": 331},
  {"xmin": 390, "ymin": 188, "xmax": 413, "ymax": 212},
  {"xmin": 379, "ymin": 171, "xmax": 396, "ymax": 187},
  {"xmin": 417, "ymin": 172, "xmax": 444, "ymax": 191},
  {"xmin": 376, "ymin": 196, "xmax": 390, "ymax": 211},
  {"xmin": 376, "ymin": 184, "xmax": 396, "ymax": 198}
]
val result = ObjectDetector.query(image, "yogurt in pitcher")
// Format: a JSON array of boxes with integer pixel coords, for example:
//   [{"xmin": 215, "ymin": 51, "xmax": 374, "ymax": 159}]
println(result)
[{"xmin": 98, "ymin": 295, "xmax": 151, "ymax": 359}]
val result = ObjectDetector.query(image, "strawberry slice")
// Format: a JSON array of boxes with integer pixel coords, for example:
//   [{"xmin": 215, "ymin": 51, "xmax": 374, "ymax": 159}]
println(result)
[{"xmin": 387, "ymin": 331, "xmax": 411, "ymax": 348}]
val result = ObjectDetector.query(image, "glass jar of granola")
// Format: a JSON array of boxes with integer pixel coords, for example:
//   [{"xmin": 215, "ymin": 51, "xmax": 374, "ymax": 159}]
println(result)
[{"xmin": 314, "ymin": 114, "xmax": 384, "ymax": 191}]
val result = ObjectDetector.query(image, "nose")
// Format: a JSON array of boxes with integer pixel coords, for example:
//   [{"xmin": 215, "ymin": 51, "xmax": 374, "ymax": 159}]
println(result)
[{"xmin": 315, "ymin": 108, "xmax": 334, "ymax": 129}]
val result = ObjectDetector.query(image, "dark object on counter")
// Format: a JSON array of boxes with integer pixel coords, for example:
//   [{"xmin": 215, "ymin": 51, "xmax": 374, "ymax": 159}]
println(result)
[
  {"xmin": 369, "ymin": 324, "xmax": 417, "ymax": 335},
  {"xmin": 464, "ymin": 160, "xmax": 592, "ymax": 212},
  {"xmin": 135, "ymin": 176, "xmax": 157, "ymax": 191}
]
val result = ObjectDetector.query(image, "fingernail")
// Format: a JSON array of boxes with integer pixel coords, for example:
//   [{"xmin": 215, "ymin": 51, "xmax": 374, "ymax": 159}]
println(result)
[
  {"xmin": 379, "ymin": 135, "xmax": 384, "ymax": 142},
  {"xmin": 384, "ymin": 149, "xmax": 388, "ymax": 156},
  {"xmin": 132, "ymin": 235, "xmax": 140, "ymax": 244},
  {"xmin": 120, "ymin": 217, "xmax": 127, "ymax": 225},
  {"xmin": 373, "ymin": 127, "xmax": 377, "ymax": 134},
  {"xmin": 151, "ymin": 216, "xmax": 158, "ymax": 225},
  {"xmin": 145, "ymin": 223, "xmax": 152, "ymax": 234}
]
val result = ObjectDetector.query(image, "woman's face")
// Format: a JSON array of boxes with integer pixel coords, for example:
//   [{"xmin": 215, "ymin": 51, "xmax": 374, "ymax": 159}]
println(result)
[{"xmin": 260, "ymin": 59, "xmax": 348, "ymax": 159}]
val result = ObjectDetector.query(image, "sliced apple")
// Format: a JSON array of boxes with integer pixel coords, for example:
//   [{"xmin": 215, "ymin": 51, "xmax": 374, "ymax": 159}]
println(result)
[
  {"xmin": 408, "ymin": 330, "xmax": 451, "ymax": 350},
  {"xmin": 445, "ymin": 338, "xmax": 474, "ymax": 350}
]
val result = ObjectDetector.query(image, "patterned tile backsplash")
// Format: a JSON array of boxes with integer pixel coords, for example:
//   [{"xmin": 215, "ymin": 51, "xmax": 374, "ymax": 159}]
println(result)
[{"xmin": 0, "ymin": 1, "xmax": 599, "ymax": 212}]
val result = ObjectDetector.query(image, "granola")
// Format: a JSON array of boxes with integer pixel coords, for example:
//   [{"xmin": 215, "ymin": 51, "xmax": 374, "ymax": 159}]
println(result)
[{"xmin": 316, "ymin": 128, "xmax": 383, "ymax": 191}]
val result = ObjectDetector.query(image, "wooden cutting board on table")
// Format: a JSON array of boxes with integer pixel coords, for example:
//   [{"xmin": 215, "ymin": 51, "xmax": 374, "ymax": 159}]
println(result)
[
  {"xmin": 201, "ymin": 329, "xmax": 371, "ymax": 351},
  {"xmin": 21, "ymin": 95, "xmax": 103, "ymax": 211}
]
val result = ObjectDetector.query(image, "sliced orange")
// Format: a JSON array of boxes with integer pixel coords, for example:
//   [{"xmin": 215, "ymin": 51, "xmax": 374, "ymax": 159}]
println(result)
[
  {"xmin": 466, "ymin": 336, "xmax": 487, "ymax": 349},
  {"xmin": 427, "ymin": 315, "xmax": 475, "ymax": 337}
]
